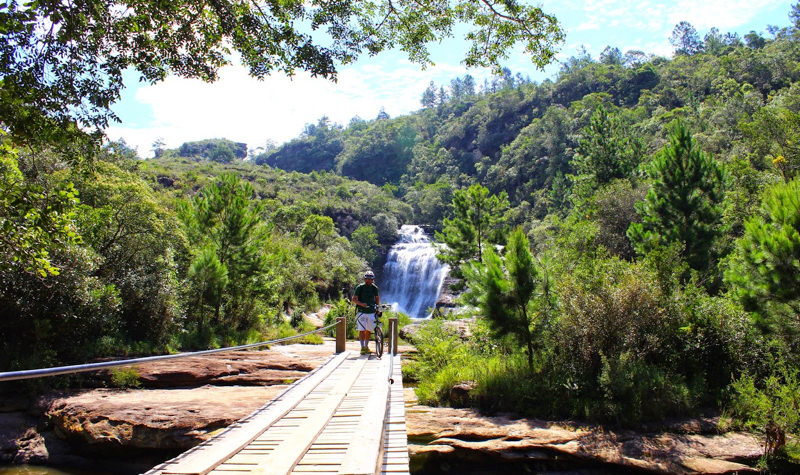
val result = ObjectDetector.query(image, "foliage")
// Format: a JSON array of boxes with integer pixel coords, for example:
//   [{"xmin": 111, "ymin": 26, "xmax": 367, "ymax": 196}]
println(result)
[
  {"xmin": 324, "ymin": 299, "xmax": 360, "ymax": 340},
  {"xmin": 110, "ymin": 367, "xmax": 142, "ymax": 389},
  {"xmin": 256, "ymin": 118, "xmax": 343, "ymax": 172},
  {"xmin": 350, "ymin": 225, "xmax": 380, "ymax": 267},
  {"xmin": 337, "ymin": 118, "xmax": 417, "ymax": 185},
  {"xmin": 435, "ymin": 184, "xmax": 509, "ymax": 278},
  {"xmin": 463, "ymin": 228, "xmax": 550, "ymax": 370},
  {"xmin": 628, "ymin": 122, "xmax": 726, "ymax": 276},
  {"xmin": 726, "ymin": 357, "xmax": 800, "ymax": 461},
  {"xmin": 179, "ymin": 174, "xmax": 272, "ymax": 333},
  {"xmin": 725, "ymin": 178, "xmax": 800, "ymax": 337},
  {"xmin": 175, "ymin": 139, "xmax": 247, "ymax": 162},
  {"xmin": 69, "ymin": 160, "xmax": 184, "ymax": 345},
  {"xmin": 0, "ymin": 0, "xmax": 563, "ymax": 147},
  {"xmin": 572, "ymin": 105, "xmax": 644, "ymax": 189},
  {"xmin": 0, "ymin": 139, "xmax": 81, "ymax": 278}
]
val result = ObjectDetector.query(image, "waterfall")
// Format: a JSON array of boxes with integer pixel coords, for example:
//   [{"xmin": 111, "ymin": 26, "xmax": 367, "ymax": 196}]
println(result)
[{"xmin": 380, "ymin": 225, "xmax": 449, "ymax": 319}]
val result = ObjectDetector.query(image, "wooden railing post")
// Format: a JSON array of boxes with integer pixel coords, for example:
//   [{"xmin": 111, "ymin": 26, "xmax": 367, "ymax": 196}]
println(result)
[
  {"xmin": 389, "ymin": 317, "xmax": 398, "ymax": 355},
  {"xmin": 335, "ymin": 317, "xmax": 346, "ymax": 353}
]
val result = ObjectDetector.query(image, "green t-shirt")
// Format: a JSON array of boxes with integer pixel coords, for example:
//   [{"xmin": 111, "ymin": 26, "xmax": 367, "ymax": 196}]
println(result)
[{"xmin": 354, "ymin": 283, "xmax": 379, "ymax": 313}]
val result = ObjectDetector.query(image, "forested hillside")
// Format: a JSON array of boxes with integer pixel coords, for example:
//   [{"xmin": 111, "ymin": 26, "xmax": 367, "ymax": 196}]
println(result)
[
  {"xmin": 2, "ymin": 0, "xmax": 799, "ymax": 467},
  {"xmin": 250, "ymin": 9, "xmax": 800, "ymax": 463},
  {"xmin": 258, "ymin": 19, "xmax": 799, "ymax": 233}
]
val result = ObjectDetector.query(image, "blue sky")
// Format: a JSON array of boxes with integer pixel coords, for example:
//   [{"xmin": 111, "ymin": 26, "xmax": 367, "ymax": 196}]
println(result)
[{"xmin": 107, "ymin": 1, "xmax": 795, "ymax": 158}]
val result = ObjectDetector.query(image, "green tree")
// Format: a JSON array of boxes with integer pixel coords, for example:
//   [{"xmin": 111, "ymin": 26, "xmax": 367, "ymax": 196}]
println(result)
[
  {"xmin": 464, "ymin": 228, "xmax": 549, "ymax": 370},
  {"xmin": 0, "ymin": 138, "xmax": 81, "ymax": 278},
  {"xmin": 436, "ymin": 184, "xmax": 509, "ymax": 277},
  {"xmin": 572, "ymin": 105, "xmax": 644, "ymax": 187},
  {"xmin": 71, "ymin": 160, "xmax": 183, "ymax": 345},
  {"xmin": 1, "ymin": 0, "xmax": 563, "ymax": 145},
  {"xmin": 350, "ymin": 225, "xmax": 379, "ymax": 267},
  {"xmin": 670, "ymin": 21, "xmax": 702, "ymax": 55},
  {"xmin": 421, "ymin": 81, "xmax": 438, "ymax": 108},
  {"xmin": 628, "ymin": 122, "xmax": 725, "ymax": 275},
  {"xmin": 301, "ymin": 214, "xmax": 335, "ymax": 248},
  {"xmin": 188, "ymin": 246, "xmax": 229, "ymax": 333},
  {"xmin": 725, "ymin": 179, "xmax": 800, "ymax": 334},
  {"xmin": 740, "ymin": 106, "xmax": 800, "ymax": 183},
  {"xmin": 179, "ymin": 174, "xmax": 270, "ymax": 329}
]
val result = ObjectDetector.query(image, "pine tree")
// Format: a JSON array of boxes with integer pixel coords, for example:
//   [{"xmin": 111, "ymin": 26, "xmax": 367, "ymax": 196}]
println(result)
[
  {"xmin": 435, "ymin": 184, "xmax": 509, "ymax": 278},
  {"xmin": 725, "ymin": 178, "xmax": 800, "ymax": 333},
  {"xmin": 464, "ymin": 228, "xmax": 548, "ymax": 371},
  {"xmin": 421, "ymin": 81, "xmax": 438, "ymax": 108},
  {"xmin": 573, "ymin": 105, "xmax": 644, "ymax": 186},
  {"xmin": 628, "ymin": 122, "xmax": 725, "ymax": 274},
  {"xmin": 179, "ymin": 174, "xmax": 270, "ymax": 328}
]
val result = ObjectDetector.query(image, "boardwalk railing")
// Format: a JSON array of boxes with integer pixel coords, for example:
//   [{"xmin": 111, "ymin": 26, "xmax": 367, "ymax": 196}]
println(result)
[
  {"xmin": 0, "ymin": 320, "xmax": 343, "ymax": 382},
  {"xmin": 147, "ymin": 318, "xmax": 408, "ymax": 475}
]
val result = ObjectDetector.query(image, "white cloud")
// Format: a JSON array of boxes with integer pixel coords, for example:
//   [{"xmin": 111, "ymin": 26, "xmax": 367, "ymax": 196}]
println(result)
[
  {"xmin": 106, "ymin": 0, "xmax": 789, "ymax": 157},
  {"xmin": 108, "ymin": 54, "xmax": 486, "ymax": 157}
]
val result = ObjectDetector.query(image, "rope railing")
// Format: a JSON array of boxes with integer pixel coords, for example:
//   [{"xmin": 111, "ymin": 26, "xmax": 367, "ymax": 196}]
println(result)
[{"xmin": 0, "ymin": 322, "xmax": 339, "ymax": 383}]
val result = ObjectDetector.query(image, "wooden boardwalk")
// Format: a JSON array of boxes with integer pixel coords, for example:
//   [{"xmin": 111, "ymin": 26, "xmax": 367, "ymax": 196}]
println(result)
[{"xmin": 146, "ymin": 350, "xmax": 409, "ymax": 475}]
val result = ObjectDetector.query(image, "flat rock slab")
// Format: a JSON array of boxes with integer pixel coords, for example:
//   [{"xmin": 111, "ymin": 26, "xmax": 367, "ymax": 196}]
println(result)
[
  {"xmin": 98, "ymin": 345, "xmax": 334, "ymax": 388},
  {"xmin": 404, "ymin": 388, "xmax": 762, "ymax": 474}
]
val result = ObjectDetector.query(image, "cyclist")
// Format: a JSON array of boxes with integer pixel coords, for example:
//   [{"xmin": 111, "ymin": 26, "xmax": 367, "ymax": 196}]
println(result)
[{"xmin": 352, "ymin": 270, "xmax": 380, "ymax": 355}]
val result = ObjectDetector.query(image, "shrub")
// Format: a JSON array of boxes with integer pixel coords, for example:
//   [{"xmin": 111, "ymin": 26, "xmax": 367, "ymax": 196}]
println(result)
[
  {"xmin": 110, "ymin": 367, "xmax": 142, "ymax": 388},
  {"xmin": 725, "ymin": 357, "xmax": 800, "ymax": 463}
]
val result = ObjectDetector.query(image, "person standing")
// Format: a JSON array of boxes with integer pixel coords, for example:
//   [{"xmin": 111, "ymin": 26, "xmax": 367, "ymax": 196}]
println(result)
[{"xmin": 352, "ymin": 270, "xmax": 380, "ymax": 355}]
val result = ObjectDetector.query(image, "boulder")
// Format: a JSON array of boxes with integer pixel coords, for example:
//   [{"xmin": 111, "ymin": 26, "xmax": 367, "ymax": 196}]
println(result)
[
  {"xmin": 434, "ymin": 275, "xmax": 461, "ymax": 310},
  {"xmin": 35, "ymin": 385, "xmax": 286, "ymax": 452},
  {"xmin": 448, "ymin": 381, "xmax": 476, "ymax": 408},
  {"xmin": 303, "ymin": 304, "xmax": 330, "ymax": 328}
]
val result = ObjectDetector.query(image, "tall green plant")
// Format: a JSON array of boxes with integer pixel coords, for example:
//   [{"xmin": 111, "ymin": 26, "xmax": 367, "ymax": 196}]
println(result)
[
  {"xmin": 628, "ymin": 122, "xmax": 725, "ymax": 275},
  {"xmin": 725, "ymin": 178, "xmax": 800, "ymax": 335},
  {"xmin": 573, "ymin": 105, "xmax": 644, "ymax": 187},
  {"xmin": 464, "ymin": 228, "xmax": 550, "ymax": 370},
  {"xmin": 435, "ymin": 184, "xmax": 509, "ymax": 278},
  {"xmin": 179, "ymin": 174, "xmax": 271, "ymax": 331}
]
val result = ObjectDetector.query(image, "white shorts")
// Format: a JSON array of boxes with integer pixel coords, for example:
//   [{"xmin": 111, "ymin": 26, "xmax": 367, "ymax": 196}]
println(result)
[{"xmin": 356, "ymin": 312, "xmax": 377, "ymax": 332}]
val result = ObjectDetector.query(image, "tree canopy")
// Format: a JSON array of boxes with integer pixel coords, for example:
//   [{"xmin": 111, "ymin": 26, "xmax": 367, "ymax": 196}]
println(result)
[{"xmin": 1, "ymin": 0, "xmax": 563, "ymax": 145}]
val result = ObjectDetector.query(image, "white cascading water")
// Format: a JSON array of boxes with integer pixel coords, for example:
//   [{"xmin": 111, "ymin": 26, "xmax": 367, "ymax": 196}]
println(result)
[{"xmin": 380, "ymin": 225, "xmax": 450, "ymax": 319}]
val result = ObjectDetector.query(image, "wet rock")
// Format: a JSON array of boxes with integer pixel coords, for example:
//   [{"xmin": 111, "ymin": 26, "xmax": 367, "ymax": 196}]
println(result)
[{"xmin": 434, "ymin": 276, "xmax": 461, "ymax": 310}]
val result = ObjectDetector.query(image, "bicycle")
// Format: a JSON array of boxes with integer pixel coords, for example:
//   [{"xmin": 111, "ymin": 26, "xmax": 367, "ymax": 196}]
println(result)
[
  {"xmin": 350, "ymin": 301, "xmax": 391, "ymax": 358},
  {"xmin": 371, "ymin": 304, "xmax": 392, "ymax": 358}
]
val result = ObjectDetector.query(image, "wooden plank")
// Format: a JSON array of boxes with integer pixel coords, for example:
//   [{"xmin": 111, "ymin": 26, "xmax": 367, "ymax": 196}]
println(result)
[
  {"xmin": 154, "ymin": 351, "xmax": 351, "ymax": 475},
  {"xmin": 247, "ymin": 357, "xmax": 368, "ymax": 475},
  {"xmin": 338, "ymin": 357, "xmax": 392, "ymax": 475}
]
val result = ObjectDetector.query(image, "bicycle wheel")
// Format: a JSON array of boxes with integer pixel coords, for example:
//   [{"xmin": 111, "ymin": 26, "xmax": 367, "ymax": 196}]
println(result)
[{"xmin": 374, "ymin": 325, "xmax": 384, "ymax": 358}]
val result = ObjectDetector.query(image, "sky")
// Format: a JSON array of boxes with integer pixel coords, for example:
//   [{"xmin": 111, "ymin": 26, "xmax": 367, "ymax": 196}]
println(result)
[{"xmin": 106, "ymin": 0, "xmax": 795, "ymax": 158}]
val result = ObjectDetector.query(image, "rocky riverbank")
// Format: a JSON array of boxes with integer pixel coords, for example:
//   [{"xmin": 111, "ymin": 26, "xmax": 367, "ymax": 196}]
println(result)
[{"xmin": 1, "ymin": 339, "xmax": 763, "ymax": 474}]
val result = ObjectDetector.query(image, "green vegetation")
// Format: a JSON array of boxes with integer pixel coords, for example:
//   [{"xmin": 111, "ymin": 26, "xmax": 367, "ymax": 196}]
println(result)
[
  {"xmin": 110, "ymin": 367, "xmax": 142, "ymax": 389},
  {"xmin": 3, "ymin": 1, "xmax": 800, "ymax": 469}
]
